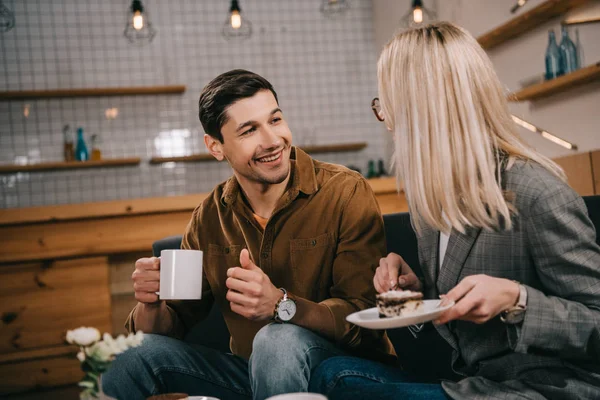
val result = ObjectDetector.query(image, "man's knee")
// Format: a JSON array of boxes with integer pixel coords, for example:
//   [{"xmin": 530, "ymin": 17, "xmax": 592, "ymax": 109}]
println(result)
[
  {"xmin": 101, "ymin": 334, "xmax": 176, "ymax": 395},
  {"xmin": 252, "ymin": 323, "xmax": 313, "ymax": 358}
]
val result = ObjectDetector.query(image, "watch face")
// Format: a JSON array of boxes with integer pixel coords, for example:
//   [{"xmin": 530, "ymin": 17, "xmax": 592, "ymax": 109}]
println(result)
[
  {"xmin": 505, "ymin": 308, "xmax": 526, "ymax": 324},
  {"xmin": 277, "ymin": 299, "xmax": 296, "ymax": 321}
]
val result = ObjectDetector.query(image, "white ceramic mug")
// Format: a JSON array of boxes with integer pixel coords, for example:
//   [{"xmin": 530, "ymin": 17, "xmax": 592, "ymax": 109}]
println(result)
[
  {"xmin": 265, "ymin": 394, "xmax": 327, "ymax": 400},
  {"xmin": 159, "ymin": 249, "xmax": 203, "ymax": 300}
]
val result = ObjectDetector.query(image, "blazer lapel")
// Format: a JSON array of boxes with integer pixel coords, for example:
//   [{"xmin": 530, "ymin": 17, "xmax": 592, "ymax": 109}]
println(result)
[
  {"xmin": 436, "ymin": 226, "xmax": 482, "ymax": 295},
  {"xmin": 418, "ymin": 226, "xmax": 460, "ymax": 352}
]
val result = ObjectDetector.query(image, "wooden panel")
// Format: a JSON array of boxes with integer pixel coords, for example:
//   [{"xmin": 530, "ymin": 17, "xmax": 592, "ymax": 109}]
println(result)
[
  {"xmin": 367, "ymin": 177, "xmax": 398, "ymax": 194},
  {"xmin": 554, "ymin": 152, "xmax": 595, "ymax": 196},
  {"xmin": 109, "ymin": 253, "xmax": 141, "ymax": 334},
  {"xmin": 0, "ymin": 353, "xmax": 83, "ymax": 395},
  {"xmin": 591, "ymin": 150, "xmax": 600, "ymax": 194},
  {"xmin": 0, "ymin": 85, "xmax": 186, "ymax": 100},
  {"xmin": 3, "ymin": 384, "xmax": 80, "ymax": 400},
  {"xmin": 0, "ymin": 157, "xmax": 141, "ymax": 174},
  {"xmin": 0, "ymin": 257, "xmax": 111, "ymax": 354},
  {"xmin": 109, "ymin": 252, "xmax": 147, "ymax": 296},
  {"xmin": 0, "ymin": 194, "xmax": 206, "ymax": 226},
  {"xmin": 111, "ymin": 294, "xmax": 138, "ymax": 336},
  {"xmin": 477, "ymin": 0, "xmax": 591, "ymax": 50},
  {"xmin": 0, "ymin": 177, "xmax": 394, "ymax": 226},
  {"xmin": 377, "ymin": 192, "xmax": 409, "ymax": 215},
  {"xmin": 509, "ymin": 62, "xmax": 600, "ymax": 101},
  {"xmin": 0, "ymin": 345, "xmax": 76, "ymax": 365},
  {"xmin": 0, "ymin": 211, "xmax": 191, "ymax": 263}
]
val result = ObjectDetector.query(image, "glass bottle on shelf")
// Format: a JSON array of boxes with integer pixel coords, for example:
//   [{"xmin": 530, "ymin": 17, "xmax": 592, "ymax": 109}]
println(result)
[
  {"xmin": 545, "ymin": 29, "xmax": 563, "ymax": 80},
  {"xmin": 367, "ymin": 160, "xmax": 378, "ymax": 179},
  {"xmin": 377, "ymin": 159, "xmax": 387, "ymax": 177},
  {"xmin": 62, "ymin": 124, "xmax": 74, "ymax": 162},
  {"xmin": 75, "ymin": 127, "xmax": 89, "ymax": 161},
  {"xmin": 559, "ymin": 25, "xmax": 579, "ymax": 74},
  {"xmin": 90, "ymin": 134, "xmax": 102, "ymax": 161}
]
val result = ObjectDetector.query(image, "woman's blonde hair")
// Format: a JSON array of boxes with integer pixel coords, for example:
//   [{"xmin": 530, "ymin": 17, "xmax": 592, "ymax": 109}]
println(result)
[{"xmin": 377, "ymin": 21, "xmax": 565, "ymax": 234}]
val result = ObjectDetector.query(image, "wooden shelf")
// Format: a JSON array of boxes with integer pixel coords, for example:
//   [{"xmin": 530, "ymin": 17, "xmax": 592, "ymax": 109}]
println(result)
[
  {"xmin": 0, "ymin": 85, "xmax": 186, "ymax": 100},
  {"xmin": 302, "ymin": 142, "xmax": 367, "ymax": 154},
  {"xmin": 0, "ymin": 157, "xmax": 141, "ymax": 173},
  {"xmin": 477, "ymin": 0, "xmax": 590, "ymax": 50},
  {"xmin": 149, "ymin": 142, "xmax": 368, "ymax": 164},
  {"xmin": 150, "ymin": 153, "xmax": 214, "ymax": 164},
  {"xmin": 510, "ymin": 62, "xmax": 600, "ymax": 101}
]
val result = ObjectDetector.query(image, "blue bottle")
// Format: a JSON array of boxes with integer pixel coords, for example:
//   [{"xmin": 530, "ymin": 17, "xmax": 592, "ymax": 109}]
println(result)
[
  {"xmin": 559, "ymin": 25, "xmax": 579, "ymax": 74},
  {"xmin": 75, "ymin": 127, "xmax": 89, "ymax": 161},
  {"xmin": 545, "ymin": 29, "xmax": 563, "ymax": 80}
]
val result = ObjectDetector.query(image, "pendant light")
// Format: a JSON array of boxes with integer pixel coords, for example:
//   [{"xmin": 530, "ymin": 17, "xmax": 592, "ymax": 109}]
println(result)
[
  {"xmin": 401, "ymin": 0, "xmax": 436, "ymax": 28},
  {"xmin": 320, "ymin": 0, "xmax": 350, "ymax": 17},
  {"xmin": 0, "ymin": 1, "xmax": 15, "ymax": 33},
  {"xmin": 124, "ymin": 0, "xmax": 157, "ymax": 44},
  {"xmin": 222, "ymin": 0, "xmax": 252, "ymax": 40}
]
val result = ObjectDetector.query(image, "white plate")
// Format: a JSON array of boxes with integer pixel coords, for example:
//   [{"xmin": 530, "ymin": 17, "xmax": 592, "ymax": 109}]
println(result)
[
  {"xmin": 187, "ymin": 397, "xmax": 220, "ymax": 400},
  {"xmin": 346, "ymin": 299, "xmax": 454, "ymax": 330}
]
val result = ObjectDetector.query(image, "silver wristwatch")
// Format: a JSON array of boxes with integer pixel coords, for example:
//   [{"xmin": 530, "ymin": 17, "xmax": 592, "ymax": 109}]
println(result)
[
  {"xmin": 273, "ymin": 288, "xmax": 297, "ymax": 322},
  {"xmin": 500, "ymin": 283, "xmax": 527, "ymax": 325}
]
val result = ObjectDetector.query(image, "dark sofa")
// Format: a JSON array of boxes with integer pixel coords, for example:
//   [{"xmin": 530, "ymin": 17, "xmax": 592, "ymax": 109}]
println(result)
[{"xmin": 151, "ymin": 195, "xmax": 600, "ymax": 382}]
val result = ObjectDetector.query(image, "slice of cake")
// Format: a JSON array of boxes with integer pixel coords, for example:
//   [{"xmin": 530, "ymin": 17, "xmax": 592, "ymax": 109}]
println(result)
[{"xmin": 376, "ymin": 290, "xmax": 424, "ymax": 318}]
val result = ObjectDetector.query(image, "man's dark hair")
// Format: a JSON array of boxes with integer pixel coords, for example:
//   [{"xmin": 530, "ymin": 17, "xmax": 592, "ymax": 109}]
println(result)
[{"xmin": 198, "ymin": 69, "xmax": 279, "ymax": 143}]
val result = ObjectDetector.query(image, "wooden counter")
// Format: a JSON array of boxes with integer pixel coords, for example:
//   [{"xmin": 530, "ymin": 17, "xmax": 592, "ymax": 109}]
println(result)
[{"xmin": 0, "ymin": 177, "xmax": 403, "ymax": 264}]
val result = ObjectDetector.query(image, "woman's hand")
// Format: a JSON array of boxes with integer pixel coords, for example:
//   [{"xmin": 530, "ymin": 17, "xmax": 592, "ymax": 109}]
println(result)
[
  {"xmin": 435, "ymin": 274, "xmax": 520, "ymax": 325},
  {"xmin": 374, "ymin": 252, "xmax": 423, "ymax": 293}
]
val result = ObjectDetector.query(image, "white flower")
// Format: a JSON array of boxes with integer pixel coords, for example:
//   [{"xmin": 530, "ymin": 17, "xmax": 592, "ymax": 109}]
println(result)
[
  {"xmin": 127, "ymin": 331, "xmax": 144, "ymax": 347},
  {"xmin": 78, "ymin": 380, "xmax": 95, "ymax": 389},
  {"xmin": 86, "ymin": 340, "xmax": 114, "ymax": 362},
  {"xmin": 114, "ymin": 334, "xmax": 129, "ymax": 354},
  {"xmin": 66, "ymin": 327, "xmax": 101, "ymax": 346},
  {"xmin": 102, "ymin": 333, "xmax": 123, "ymax": 355},
  {"xmin": 77, "ymin": 351, "xmax": 86, "ymax": 362}
]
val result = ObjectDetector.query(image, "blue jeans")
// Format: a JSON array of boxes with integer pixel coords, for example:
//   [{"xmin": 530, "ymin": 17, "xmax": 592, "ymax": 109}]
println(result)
[
  {"xmin": 102, "ymin": 324, "xmax": 345, "ymax": 400},
  {"xmin": 309, "ymin": 356, "xmax": 449, "ymax": 400}
]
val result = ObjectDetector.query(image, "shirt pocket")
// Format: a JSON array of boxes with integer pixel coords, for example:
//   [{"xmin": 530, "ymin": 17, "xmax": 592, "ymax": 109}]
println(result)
[
  {"xmin": 206, "ymin": 244, "xmax": 243, "ymax": 298},
  {"xmin": 289, "ymin": 233, "xmax": 335, "ymax": 300}
]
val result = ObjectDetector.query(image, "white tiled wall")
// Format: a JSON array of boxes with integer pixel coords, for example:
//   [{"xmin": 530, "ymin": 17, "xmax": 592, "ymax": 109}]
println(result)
[{"xmin": 0, "ymin": 0, "xmax": 386, "ymax": 208}]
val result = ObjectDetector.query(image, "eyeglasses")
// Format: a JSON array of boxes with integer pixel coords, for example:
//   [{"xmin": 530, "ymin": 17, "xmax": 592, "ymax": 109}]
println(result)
[{"xmin": 371, "ymin": 97, "xmax": 384, "ymax": 122}]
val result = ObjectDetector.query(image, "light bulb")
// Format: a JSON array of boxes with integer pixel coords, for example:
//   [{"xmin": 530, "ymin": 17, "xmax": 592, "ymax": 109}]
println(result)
[
  {"xmin": 413, "ymin": 7, "xmax": 423, "ymax": 24},
  {"xmin": 231, "ymin": 10, "xmax": 241, "ymax": 29},
  {"xmin": 133, "ymin": 10, "xmax": 144, "ymax": 30}
]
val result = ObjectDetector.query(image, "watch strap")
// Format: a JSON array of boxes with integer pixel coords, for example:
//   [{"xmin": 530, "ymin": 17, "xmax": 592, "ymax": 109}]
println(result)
[{"xmin": 500, "ymin": 282, "xmax": 527, "ymax": 324}]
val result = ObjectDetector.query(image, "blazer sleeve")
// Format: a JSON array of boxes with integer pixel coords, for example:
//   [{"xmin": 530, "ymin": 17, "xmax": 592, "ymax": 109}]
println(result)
[{"xmin": 509, "ymin": 184, "xmax": 600, "ymax": 361}]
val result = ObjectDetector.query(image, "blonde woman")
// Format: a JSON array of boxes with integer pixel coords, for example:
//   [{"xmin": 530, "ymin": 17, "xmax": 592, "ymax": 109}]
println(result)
[{"xmin": 309, "ymin": 22, "xmax": 600, "ymax": 400}]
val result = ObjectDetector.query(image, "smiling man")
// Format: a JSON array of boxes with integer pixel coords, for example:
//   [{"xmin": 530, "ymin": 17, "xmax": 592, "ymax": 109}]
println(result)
[{"xmin": 102, "ymin": 70, "xmax": 394, "ymax": 400}]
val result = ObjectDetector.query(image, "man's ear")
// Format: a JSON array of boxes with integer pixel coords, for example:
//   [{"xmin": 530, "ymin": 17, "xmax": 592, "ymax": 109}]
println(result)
[{"xmin": 204, "ymin": 134, "xmax": 224, "ymax": 161}]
